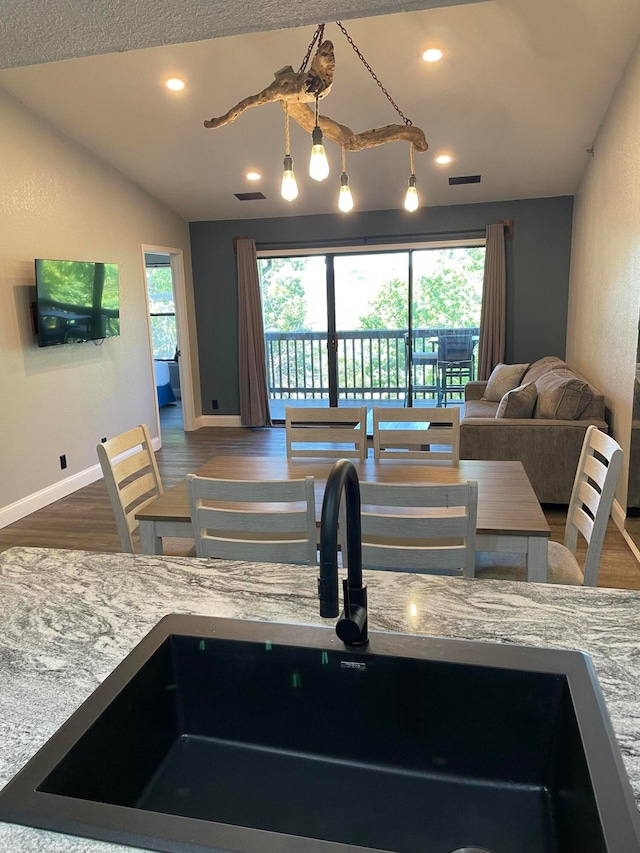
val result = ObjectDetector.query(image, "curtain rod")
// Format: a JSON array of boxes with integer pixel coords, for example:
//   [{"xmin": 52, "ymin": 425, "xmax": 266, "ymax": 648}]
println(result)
[{"xmin": 255, "ymin": 227, "xmax": 489, "ymax": 252}]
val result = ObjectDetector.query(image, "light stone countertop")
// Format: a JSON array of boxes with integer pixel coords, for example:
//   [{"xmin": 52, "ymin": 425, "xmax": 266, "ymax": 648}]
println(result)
[{"xmin": 0, "ymin": 546, "xmax": 640, "ymax": 852}]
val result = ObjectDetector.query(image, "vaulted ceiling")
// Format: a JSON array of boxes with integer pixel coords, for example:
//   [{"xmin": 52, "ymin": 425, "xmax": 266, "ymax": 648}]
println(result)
[{"xmin": 1, "ymin": 0, "xmax": 639, "ymax": 221}]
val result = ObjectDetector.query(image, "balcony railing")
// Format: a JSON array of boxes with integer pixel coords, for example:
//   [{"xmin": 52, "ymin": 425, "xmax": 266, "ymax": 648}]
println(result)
[{"xmin": 265, "ymin": 327, "xmax": 479, "ymax": 401}]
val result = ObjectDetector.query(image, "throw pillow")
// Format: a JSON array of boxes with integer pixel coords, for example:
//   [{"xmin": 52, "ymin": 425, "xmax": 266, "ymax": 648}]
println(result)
[
  {"xmin": 534, "ymin": 370, "xmax": 592, "ymax": 419},
  {"xmin": 522, "ymin": 356, "xmax": 567, "ymax": 385},
  {"xmin": 482, "ymin": 362, "xmax": 530, "ymax": 402},
  {"xmin": 495, "ymin": 382, "xmax": 538, "ymax": 419}
]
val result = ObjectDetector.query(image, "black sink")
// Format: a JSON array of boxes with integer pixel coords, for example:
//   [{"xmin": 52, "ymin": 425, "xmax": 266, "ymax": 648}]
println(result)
[{"xmin": 0, "ymin": 615, "xmax": 638, "ymax": 852}]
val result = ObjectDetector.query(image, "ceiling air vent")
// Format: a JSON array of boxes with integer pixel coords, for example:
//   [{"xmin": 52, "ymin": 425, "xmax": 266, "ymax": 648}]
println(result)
[
  {"xmin": 448, "ymin": 175, "xmax": 481, "ymax": 185},
  {"xmin": 234, "ymin": 192, "xmax": 266, "ymax": 201}
]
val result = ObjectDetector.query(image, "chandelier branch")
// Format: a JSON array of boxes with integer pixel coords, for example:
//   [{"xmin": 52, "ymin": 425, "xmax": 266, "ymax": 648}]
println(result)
[
  {"xmin": 286, "ymin": 101, "xmax": 427, "ymax": 152},
  {"xmin": 204, "ymin": 40, "xmax": 335, "ymax": 129},
  {"xmin": 203, "ymin": 37, "xmax": 427, "ymax": 154}
]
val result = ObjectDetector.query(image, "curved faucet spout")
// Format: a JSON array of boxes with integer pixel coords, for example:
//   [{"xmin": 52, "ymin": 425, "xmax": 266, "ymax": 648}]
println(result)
[{"xmin": 318, "ymin": 459, "xmax": 368, "ymax": 646}]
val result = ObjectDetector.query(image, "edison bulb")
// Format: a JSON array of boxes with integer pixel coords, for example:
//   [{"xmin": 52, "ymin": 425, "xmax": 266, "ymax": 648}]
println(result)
[
  {"xmin": 404, "ymin": 174, "xmax": 419, "ymax": 212},
  {"xmin": 281, "ymin": 155, "xmax": 298, "ymax": 201},
  {"xmin": 338, "ymin": 173, "xmax": 354, "ymax": 212},
  {"xmin": 309, "ymin": 127, "xmax": 329, "ymax": 181}
]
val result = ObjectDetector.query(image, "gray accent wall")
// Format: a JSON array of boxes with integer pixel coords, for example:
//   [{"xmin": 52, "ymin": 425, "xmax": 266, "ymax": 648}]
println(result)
[{"xmin": 190, "ymin": 196, "xmax": 573, "ymax": 416}]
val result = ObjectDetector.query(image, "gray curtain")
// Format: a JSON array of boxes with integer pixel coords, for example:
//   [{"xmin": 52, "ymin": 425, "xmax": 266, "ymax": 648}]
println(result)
[
  {"xmin": 477, "ymin": 223, "xmax": 506, "ymax": 380},
  {"xmin": 236, "ymin": 238, "xmax": 272, "ymax": 426}
]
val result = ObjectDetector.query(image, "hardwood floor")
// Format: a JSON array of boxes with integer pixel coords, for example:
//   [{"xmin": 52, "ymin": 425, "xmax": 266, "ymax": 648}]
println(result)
[{"xmin": 2, "ymin": 403, "xmax": 639, "ymax": 589}]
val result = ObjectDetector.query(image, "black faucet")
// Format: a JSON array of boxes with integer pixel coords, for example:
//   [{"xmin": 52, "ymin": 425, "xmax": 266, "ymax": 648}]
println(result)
[{"xmin": 318, "ymin": 459, "xmax": 369, "ymax": 646}]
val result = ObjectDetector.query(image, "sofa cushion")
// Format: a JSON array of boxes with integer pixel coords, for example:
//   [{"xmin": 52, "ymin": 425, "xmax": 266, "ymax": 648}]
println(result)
[
  {"xmin": 534, "ymin": 369, "xmax": 594, "ymax": 419},
  {"xmin": 495, "ymin": 382, "xmax": 538, "ymax": 419},
  {"xmin": 522, "ymin": 356, "xmax": 567, "ymax": 385},
  {"xmin": 465, "ymin": 399, "xmax": 500, "ymax": 418},
  {"xmin": 482, "ymin": 362, "xmax": 530, "ymax": 402}
]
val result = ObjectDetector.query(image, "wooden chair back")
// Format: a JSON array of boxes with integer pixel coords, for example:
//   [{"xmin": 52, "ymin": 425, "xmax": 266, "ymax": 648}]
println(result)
[
  {"xmin": 96, "ymin": 424, "xmax": 163, "ymax": 553},
  {"xmin": 372, "ymin": 406, "xmax": 460, "ymax": 461},
  {"xmin": 186, "ymin": 474, "xmax": 317, "ymax": 564},
  {"xmin": 359, "ymin": 480, "xmax": 477, "ymax": 575},
  {"xmin": 285, "ymin": 406, "xmax": 368, "ymax": 459},
  {"xmin": 565, "ymin": 425, "xmax": 623, "ymax": 586}
]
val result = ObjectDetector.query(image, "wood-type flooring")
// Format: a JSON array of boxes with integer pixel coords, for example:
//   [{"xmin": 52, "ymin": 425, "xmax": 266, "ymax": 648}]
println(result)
[{"xmin": 2, "ymin": 402, "xmax": 639, "ymax": 589}]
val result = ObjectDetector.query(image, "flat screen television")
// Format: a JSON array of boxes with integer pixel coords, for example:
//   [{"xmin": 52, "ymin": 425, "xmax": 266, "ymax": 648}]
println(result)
[{"xmin": 35, "ymin": 258, "xmax": 120, "ymax": 347}]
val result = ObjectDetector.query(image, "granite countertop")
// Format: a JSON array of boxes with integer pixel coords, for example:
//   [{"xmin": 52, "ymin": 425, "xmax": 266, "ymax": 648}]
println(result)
[{"xmin": 1, "ymin": 545, "xmax": 640, "ymax": 852}]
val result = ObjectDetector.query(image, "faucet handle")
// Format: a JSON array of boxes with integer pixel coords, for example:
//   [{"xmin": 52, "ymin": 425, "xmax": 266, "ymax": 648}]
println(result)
[{"xmin": 336, "ymin": 579, "xmax": 368, "ymax": 646}]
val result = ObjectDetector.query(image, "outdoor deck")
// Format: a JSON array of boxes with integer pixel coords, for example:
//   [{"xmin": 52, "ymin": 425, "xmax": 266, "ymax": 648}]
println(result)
[{"xmin": 266, "ymin": 326, "xmax": 477, "ymax": 421}]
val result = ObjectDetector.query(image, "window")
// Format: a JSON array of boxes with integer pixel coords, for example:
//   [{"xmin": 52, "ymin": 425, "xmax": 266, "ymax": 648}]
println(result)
[{"xmin": 146, "ymin": 265, "xmax": 177, "ymax": 360}]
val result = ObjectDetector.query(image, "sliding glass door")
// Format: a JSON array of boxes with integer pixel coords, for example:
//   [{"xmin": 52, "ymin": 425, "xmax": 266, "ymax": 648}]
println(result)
[
  {"xmin": 258, "ymin": 256, "xmax": 329, "ymax": 419},
  {"xmin": 333, "ymin": 253, "xmax": 409, "ymax": 407},
  {"xmin": 258, "ymin": 244, "xmax": 484, "ymax": 419}
]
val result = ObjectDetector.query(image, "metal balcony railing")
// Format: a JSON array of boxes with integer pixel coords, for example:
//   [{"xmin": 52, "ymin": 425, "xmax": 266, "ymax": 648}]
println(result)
[{"xmin": 265, "ymin": 327, "xmax": 479, "ymax": 401}]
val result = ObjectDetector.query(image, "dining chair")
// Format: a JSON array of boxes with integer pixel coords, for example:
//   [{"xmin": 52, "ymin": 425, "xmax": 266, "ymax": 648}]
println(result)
[
  {"xmin": 186, "ymin": 474, "xmax": 318, "ymax": 564},
  {"xmin": 372, "ymin": 405, "xmax": 460, "ymax": 461},
  {"xmin": 474, "ymin": 426, "xmax": 623, "ymax": 585},
  {"xmin": 358, "ymin": 480, "xmax": 478, "ymax": 575},
  {"xmin": 96, "ymin": 424, "xmax": 163, "ymax": 553},
  {"xmin": 437, "ymin": 332, "xmax": 475, "ymax": 405},
  {"xmin": 285, "ymin": 405, "xmax": 368, "ymax": 460}
]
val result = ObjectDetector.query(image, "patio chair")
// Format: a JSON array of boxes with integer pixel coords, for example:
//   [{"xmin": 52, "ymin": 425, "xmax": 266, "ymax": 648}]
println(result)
[
  {"xmin": 372, "ymin": 405, "xmax": 460, "ymax": 461},
  {"xmin": 97, "ymin": 424, "xmax": 163, "ymax": 553},
  {"xmin": 359, "ymin": 480, "xmax": 478, "ymax": 575},
  {"xmin": 474, "ymin": 426, "xmax": 623, "ymax": 585},
  {"xmin": 285, "ymin": 406, "xmax": 368, "ymax": 459},
  {"xmin": 437, "ymin": 332, "xmax": 475, "ymax": 405},
  {"xmin": 186, "ymin": 474, "xmax": 317, "ymax": 564}
]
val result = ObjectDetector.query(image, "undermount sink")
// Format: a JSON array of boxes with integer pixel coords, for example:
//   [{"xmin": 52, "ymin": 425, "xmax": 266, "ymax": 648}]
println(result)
[{"xmin": 0, "ymin": 616, "xmax": 639, "ymax": 853}]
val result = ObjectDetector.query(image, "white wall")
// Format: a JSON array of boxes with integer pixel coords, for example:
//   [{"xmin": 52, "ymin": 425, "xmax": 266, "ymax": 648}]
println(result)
[
  {"xmin": 0, "ymin": 87, "xmax": 197, "ymax": 520},
  {"xmin": 567, "ymin": 36, "xmax": 640, "ymax": 510}
]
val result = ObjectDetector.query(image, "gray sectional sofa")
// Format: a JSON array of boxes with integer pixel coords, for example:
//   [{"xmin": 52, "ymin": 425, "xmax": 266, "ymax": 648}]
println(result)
[{"xmin": 460, "ymin": 357, "xmax": 608, "ymax": 504}]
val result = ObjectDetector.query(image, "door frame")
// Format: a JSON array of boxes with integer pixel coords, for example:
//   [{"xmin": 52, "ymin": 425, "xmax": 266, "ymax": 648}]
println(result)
[{"xmin": 141, "ymin": 244, "xmax": 196, "ymax": 433}]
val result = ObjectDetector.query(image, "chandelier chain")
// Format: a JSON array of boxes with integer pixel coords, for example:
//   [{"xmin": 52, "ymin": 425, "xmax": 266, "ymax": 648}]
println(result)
[
  {"xmin": 298, "ymin": 24, "xmax": 325, "ymax": 73},
  {"xmin": 335, "ymin": 21, "xmax": 412, "ymax": 126}
]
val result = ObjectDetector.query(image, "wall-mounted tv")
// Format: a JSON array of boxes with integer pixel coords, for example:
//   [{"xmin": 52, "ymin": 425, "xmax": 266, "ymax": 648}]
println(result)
[{"xmin": 35, "ymin": 258, "xmax": 120, "ymax": 347}]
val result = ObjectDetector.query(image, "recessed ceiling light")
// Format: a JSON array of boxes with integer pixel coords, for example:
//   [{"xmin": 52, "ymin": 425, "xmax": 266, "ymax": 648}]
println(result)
[
  {"xmin": 246, "ymin": 171, "xmax": 261, "ymax": 181},
  {"xmin": 435, "ymin": 154, "xmax": 452, "ymax": 165},
  {"xmin": 166, "ymin": 78, "xmax": 185, "ymax": 91},
  {"xmin": 422, "ymin": 48, "xmax": 443, "ymax": 63}
]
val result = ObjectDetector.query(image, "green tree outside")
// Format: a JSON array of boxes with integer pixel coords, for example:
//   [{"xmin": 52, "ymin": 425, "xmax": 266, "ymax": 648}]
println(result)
[
  {"xmin": 146, "ymin": 266, "xmax": 177, "ymax": 359},
  {"xmin": 359, "ymin": 248, "xmax": 484, "ymax": 330},
  {"xmin": 259, "ymin": 257, "xmax": 309, "ymax": 331}
]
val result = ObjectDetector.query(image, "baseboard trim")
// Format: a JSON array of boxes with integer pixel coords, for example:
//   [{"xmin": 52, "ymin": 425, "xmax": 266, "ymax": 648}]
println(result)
[
  {"xmin": 0, "ymin": 436, "xmax": 163, "ymax": 529},
  {"xmin": 611, "ymin": 497, "xmax": 626, "ymax": 534},
  {"xmin": 622, "ymin": 528, "xmax": 640, "ymax": 563},
  {"xmin": 1, "ymin": 465, "xmax": 104, "ymax": 528},
  {"xmin": 196, "ymin": 415, "xmax": 243, "ymax": 428}
]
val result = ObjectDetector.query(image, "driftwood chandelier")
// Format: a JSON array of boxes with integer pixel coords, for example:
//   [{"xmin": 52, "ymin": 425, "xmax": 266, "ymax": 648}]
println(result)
[{"xmin": 204, "ymin": 23, "xmax": 428, "ymax": 212}]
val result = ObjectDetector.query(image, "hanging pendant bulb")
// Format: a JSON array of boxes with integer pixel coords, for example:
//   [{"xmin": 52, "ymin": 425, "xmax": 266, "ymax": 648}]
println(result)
[
  {"xmin": 281, "ymin": 155, "xmax": 298, "ymax": 201},
  {"xmin": 280, "ymin": 104, "xmax": 298, "ymax": 201},
  {"xmin": 404, "ymin": 143, "xmax": 419, "ymax": 212},
  {"xmin": 309, "ymin": 96, "xmax": 329, "ymax": 181},
  {"xmin": 338, "ymin": 173, "xmax": 354, "ymax": 212},
  {"xmin": 404, "ymin": 174, "xmax": 419, "ymax": 212},
  {"xmin": 338, "ymin": 147, "xmax": 353, "ymax": 212}
]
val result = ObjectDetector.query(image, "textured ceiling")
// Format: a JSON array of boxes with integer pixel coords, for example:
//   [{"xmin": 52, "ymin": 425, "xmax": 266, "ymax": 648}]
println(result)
[
  {"xmin": 1, "ymin": 0, "xmax": 639, "ymax": 221},
  {"xmin": 0, "ymin": 0, "xmax": 487, "ymax": 69}
]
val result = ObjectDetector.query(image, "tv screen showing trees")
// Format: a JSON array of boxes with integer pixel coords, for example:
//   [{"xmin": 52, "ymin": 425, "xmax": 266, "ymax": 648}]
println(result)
[{"xmin": 35, "ymin": 259, "xmax": 120, "ymax": 347}]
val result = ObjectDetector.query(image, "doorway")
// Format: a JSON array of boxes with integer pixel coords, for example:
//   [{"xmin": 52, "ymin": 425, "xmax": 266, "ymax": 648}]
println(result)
[{"xmin": 142, "ymin": 246, "xmax": 195, "ymax": 435}]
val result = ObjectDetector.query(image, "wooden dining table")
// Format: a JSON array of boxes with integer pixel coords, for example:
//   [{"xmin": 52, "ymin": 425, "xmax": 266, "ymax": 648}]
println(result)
[{"xmin": 136, "ymin": 456, "xmax": 550, "ymax": 582}]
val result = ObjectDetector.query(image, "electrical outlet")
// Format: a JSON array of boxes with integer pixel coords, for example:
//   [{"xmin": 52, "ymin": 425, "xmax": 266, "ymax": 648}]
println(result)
[
  {"xmin": 101, "ymin": 437, "xmax": 107, "ymax": 443},
  {"xmin": 212, "ymin": 399, "xmax": 219, "ymax": 410},
  {"xmin": 59, "ymin": 454, "xmax": 67, "ymax": 470}
]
